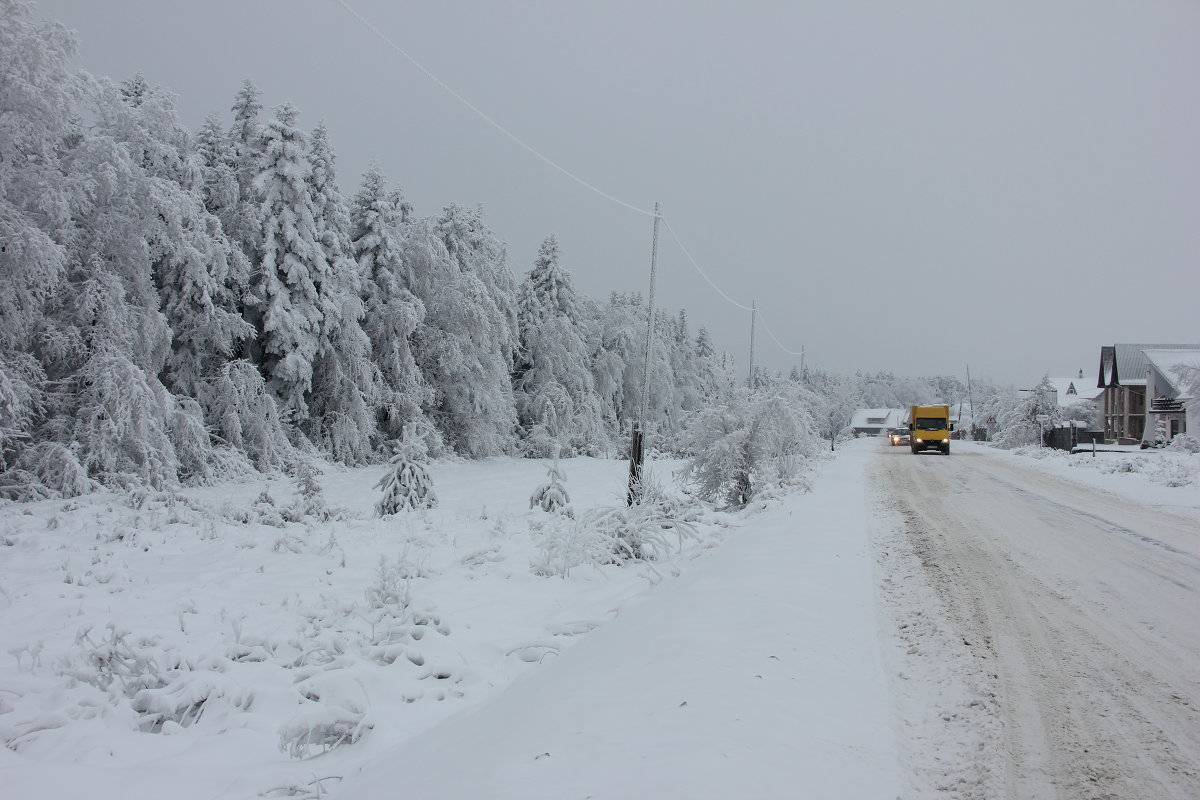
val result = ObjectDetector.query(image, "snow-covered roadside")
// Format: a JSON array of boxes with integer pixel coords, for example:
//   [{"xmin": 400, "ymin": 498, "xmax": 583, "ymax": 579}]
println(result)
[
  {"xmin": 0, "ymin": 456, "xmax": 717, "ymax": 798},
  {"xmin": 336, "ymin": 437, "xmax": 902, "ymax": 799},
  {"xmin": 0, "ymin": 442, "xmax": 907, "ymax": 799},
  {"xmin": 954, "ymin": 440, "xmax": 1200, "ymax": 519}
]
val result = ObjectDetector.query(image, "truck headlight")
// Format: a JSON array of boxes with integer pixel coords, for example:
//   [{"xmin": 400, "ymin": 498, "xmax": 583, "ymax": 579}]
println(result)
[
  {"xmin": 915, "ymin": 438, "xmax": 924, "ymax": 443},
  {"xmin": 942, "ymin": 438, "xmax": 950, "ymax": 443}
]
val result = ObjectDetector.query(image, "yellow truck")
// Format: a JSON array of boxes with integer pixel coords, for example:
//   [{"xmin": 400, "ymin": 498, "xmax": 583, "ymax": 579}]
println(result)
[{"xmin": 909, "ymin": 404, "xmax": 953, "ymax": 455}]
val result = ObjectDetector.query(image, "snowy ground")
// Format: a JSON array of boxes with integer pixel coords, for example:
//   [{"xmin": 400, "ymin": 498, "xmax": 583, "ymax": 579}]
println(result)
[
  {"xmin": 3, "ymin": 439, "xmax": 1197, "ymax": 799},
  {"xmin": 872, "ymin": 439, "xmax": 1200, "ymax": 799}
]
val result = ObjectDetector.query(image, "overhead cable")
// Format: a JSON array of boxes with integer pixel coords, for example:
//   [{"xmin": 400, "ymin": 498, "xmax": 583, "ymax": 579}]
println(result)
[
  {"xmin": 332, "ymin": 0, "xmax": 805, "ymax": 362},
  {"xmin": 332, "ymin": 0, "xmax": 658, "ymax": 219}
]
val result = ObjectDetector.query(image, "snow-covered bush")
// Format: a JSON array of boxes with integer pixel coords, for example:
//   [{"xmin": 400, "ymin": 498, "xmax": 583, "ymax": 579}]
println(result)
[
  {"xmin": 375, "ymin": 427, "xmax": 437, "ymax": 514},
  {"xmin": 284, "ymin": 461, "xmax": 330, "ymax": 522},
  {"xmin": 71, "ymin": 354, "xmax": 180, "ymax": 489},
  {"xmin": 203, "ymin": 360, "xmax": 295, "ymax": 473},
  {"xmin": 991, "ymin": 376, "xmax": 1060, "ymax": 449},
  {"xmin": 1167, "ymin": 433, "xmax": 1199, "ymax": 454},
  {"xmin": 279, "ymin": 701, "xmax": 370, "ymax": 759},
  {"xmin": 0, "ymin": 441, "xmax": 96, "ymax": 501},
  {"xmin": 529, "ymin": 458, "xmax": 570, "ymax": 513},
  {"xmin": 532, "ymin": 485, "xmax": 699, "ymax": 577},
  {"xmin": 679, "ymin": 387, "xmax": 816, "ymax": 504}
]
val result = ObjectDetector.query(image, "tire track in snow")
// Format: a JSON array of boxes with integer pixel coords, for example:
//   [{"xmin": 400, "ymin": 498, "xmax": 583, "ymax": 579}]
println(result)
[{"xmin": 873, "ymin": 446, "xmax": 1200, "ymax": 800}]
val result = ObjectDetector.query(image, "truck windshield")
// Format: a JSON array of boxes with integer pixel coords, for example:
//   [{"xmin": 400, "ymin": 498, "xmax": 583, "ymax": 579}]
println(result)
[{"xmin": 914, "ymin": 418, "xmax": 947, "ymax": 431}]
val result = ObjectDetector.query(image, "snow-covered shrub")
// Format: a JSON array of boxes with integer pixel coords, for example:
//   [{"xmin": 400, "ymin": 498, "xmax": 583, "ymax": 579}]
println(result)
[
  {"xmin": 283, "ymin": 461, "xmax": 330, "ymax": 522},
  {"xmin": 529, "ymin": 459, "xmax": 570, "ymax": 513},
  {"xmin": 680, "ymin": 387, "xmax": 816, "ymax": 504},
  {"xmin": 530, "ymin": 514, "xmax": 610, "ymax": 577},
  {"xmin": 203, "ymin": 360, "xmax": 294, "ymax": 472},
  {"xmin": 279, "ymin": 699, "xmax": 370, "ymax": 759},
  {"xmin": 167, "ymin": 396, "xmax": 214, "ymax": 485},
  {"xmin": 228, "ymin": 490, "xmax": 287, "ymax": 527},
  {"xmin": 67, "ymin": 623, "xmax": 168, "ymax": 698},
  {"xmin": 584, "ymin": 501, "xmax": 698, "ymax": 562},
  {"xmin": 0, "ymin": 441, "xmax": 96, "ymax": 501},
  {"xmin": 71, "ymin": 354, "xmax": 180, "ymax": 489},
  {"xmin": 1157, "ymin": 459, "xmax": 1196, "ymax": 488},
  {"xmin": 991, "ymin": 376, "xmax": 1060, "ymax": 449},
  {"xmin": 533, "ymin": 478, "xmax": 699, "ymax": 575},
  {"xmin": 375, "ymin": 427, "xmax": 437, "ymax": 514},
  {"xmin": 1167, "ymin": 434, "xmax": 1200, "ymax": 454},
  {"xmin": 0, "ymin": 352, "xmax": 44, "ymax": 470}
]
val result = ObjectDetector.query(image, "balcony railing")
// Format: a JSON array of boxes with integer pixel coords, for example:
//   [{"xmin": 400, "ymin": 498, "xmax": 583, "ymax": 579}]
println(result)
[{"xmin": 1150, "ymin": 397, "xmax": 1184, "ymax": 412}]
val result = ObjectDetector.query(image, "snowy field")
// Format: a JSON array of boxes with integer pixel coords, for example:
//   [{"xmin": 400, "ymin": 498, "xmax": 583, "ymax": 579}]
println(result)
[
  {"xmin": 1, "ymin": 448, "xmax": 883, "ymax": 799},
  {"xmin": 3, "ymin": 438, "xmax": 1198, "ymax": 799}
]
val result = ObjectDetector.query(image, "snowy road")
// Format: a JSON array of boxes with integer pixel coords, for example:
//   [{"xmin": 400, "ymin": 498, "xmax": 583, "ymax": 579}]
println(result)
[{"xmin": 873, "ymin": 444, "xmax": 1200, "ymax": 799}]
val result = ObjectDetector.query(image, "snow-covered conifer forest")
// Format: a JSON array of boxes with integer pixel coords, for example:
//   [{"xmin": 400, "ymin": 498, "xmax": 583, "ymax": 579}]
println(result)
[{"xmin": 0, "ymin": 0, "xmax": 984, "ymax": 498}]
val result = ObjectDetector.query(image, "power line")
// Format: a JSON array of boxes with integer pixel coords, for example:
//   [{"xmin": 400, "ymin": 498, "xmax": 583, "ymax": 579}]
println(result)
[
  {"xmin": 662, "ymin": 217, "xmax": 805, "ymax": 359},
  {"xmin": 332, "ymin": 0, "xmax": 806, "ymax": 363},
  {"xmin": 332, "ymin": 0, "xmax": 657, "ymax": 220},
  {"xmin": 757, "ymin": 310, "xmax": 807, "ymax": 358},
  {"xmin": 660, "ymin": 217, "xmax": 753, "ymax": 312}
]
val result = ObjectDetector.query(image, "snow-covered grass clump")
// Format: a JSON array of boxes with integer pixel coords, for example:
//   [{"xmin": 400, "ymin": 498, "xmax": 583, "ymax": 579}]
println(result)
[{"xmin": 0, "ymin": 455, "xmax": 753, "ymax": 797}]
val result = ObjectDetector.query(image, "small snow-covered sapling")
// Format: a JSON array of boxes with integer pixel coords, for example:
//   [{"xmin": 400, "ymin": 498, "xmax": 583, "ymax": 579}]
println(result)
[
  {"xmin": 375, "ymin": 427, "xmax": 437, "ymax": 515},
  {"xmin": 529, "ymin": 457, "xmax": 570, "ymax": 513}
]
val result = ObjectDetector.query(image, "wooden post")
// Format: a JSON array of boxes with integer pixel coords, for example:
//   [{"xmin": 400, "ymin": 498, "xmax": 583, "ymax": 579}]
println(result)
[{"xmin": 627, "ymin": 424, "xmax": 645, "ymax": 506}]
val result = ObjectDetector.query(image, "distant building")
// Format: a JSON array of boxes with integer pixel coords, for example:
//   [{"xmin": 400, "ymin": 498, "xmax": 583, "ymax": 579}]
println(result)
[
  {"xmin": 1047, "ymin": 370, "xmax": 1103, "ymax": 409},
  {"xmin": 850, "ymin": 408, "xmax": 904, "ymax": 437},
  {"xmin": 1097, "ymin": 344, "xmax": 1200, "ymax": 443}
]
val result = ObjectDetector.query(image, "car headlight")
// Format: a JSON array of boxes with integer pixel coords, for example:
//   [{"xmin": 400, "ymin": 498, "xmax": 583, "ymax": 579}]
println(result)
[
  {"xmin": 915, "ymin": 438, "xmax": 924, "ymax": 443},
  {"xmin": 942, "ymin": 438, "xmax": 950, "ymax": 443}
]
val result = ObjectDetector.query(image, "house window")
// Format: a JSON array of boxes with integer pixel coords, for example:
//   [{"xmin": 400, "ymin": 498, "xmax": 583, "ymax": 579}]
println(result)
[{"xmin": 1171, "ymin": 419, "xmax": 1181, "ymax": 438}]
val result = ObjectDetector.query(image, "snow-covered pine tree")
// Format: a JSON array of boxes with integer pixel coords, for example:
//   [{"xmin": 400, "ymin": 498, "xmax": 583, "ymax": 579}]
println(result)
[
  {"xmin": 375, "ymin": 425, "xmax": 437, "ymax": 514},
  {"xmin": 203, "ymin": 359, "xmax": 293, "ymax": 472},
  {"xmin": 89, "ymin": 75, "xmax": 254, "ymax": 399},
  {"xmin": 408, "ymin": 205, "xmax": 519, "ymax": 457},
  {"xmin": 195, "ymin": 114, "xmax": 240, "ymax": 230},
  {"xmin": 514, "ymin": 236, "xmax": 606, "ymax": 457},
  {"xmin": 249, "ymin": 103, "xmax": 333, "ymax": 420},
  {"xmin": 303, "ymin": 121, "xmax": 378, "ymax": 463},
  {"xmin": 227, "ymin": 80, "xmax": 265, "ymax": 261},
  {"xmin": 350, "ymin": 165, "xmax": 432, "ymax": 443},
  {"xmin": 529, "ymin": 456, "xmax": 570, "ymax": 513},
  {"xmin": 0, "ymin": 0, "xmax": 80, "ymax": 472}
]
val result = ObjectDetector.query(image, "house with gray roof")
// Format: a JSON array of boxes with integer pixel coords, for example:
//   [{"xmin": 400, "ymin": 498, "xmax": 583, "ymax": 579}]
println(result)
[{"xmin": 1097, "ymin": 344, "xmax": 1200, "ymax": 443}]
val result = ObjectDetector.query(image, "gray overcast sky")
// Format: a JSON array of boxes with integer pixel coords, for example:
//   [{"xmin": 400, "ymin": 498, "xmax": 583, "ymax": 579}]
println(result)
[{"xmin": 34, "ymin": 0, "xmax": 1200, "ymax": 386}]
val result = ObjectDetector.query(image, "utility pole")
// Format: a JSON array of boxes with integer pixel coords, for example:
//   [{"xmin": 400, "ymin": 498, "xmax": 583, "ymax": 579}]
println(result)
[
  {"xmin": 628, "ymin": 202, "xmax": 661, "ymax": 505},
  {"xmin": 747, "ymin": 300, "xmax": 756, "ymax": 390},
  {"xmin": 966, "ymin": 364, "xmax": 976, "ymax": 441}
]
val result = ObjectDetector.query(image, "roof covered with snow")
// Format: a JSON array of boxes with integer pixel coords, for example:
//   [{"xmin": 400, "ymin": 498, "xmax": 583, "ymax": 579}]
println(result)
[
  {"xmin": 1047, "ymin": 377, "xmax": 1103, "ymax": 405},
  {"xmin": 1098, "ymin": 344, "xmax": 1200, "ymax": 388},
  {"xmin": 1143, "ymin": 349, "xmax": 1200, "ymax": 397},
  {"xmin": 850, "ymin": 408, "xmax": 903, "ymax": 429}
]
